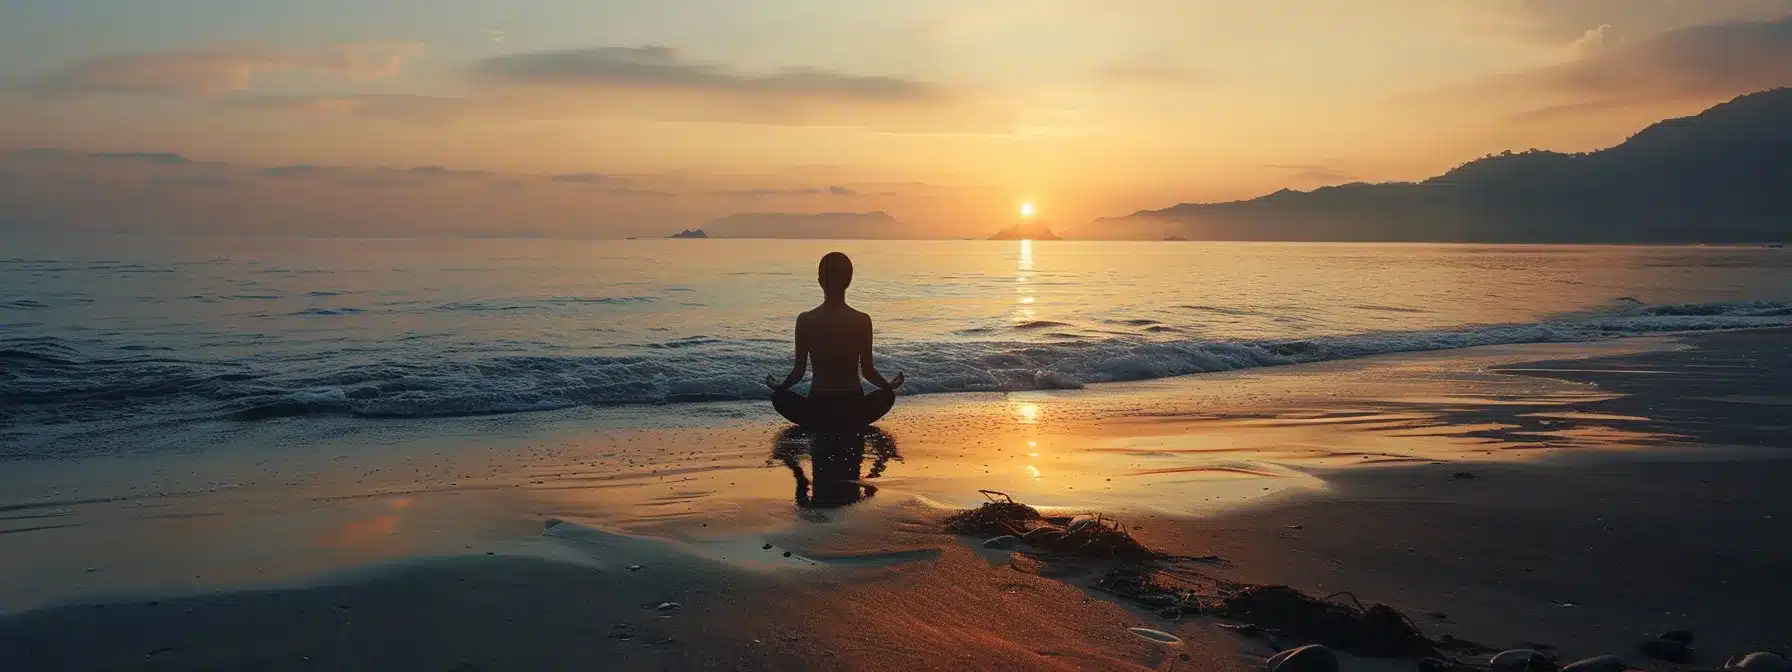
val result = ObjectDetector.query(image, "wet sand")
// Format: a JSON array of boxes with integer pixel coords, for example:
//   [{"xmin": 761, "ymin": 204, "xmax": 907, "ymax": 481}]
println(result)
[{"xmin": 3, "ymin": 330, "xmax": 1790, "ymax": 670}]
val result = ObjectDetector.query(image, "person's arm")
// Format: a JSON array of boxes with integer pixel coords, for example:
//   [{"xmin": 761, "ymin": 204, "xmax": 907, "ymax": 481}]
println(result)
[
  {"xmin": 765, "ymin": 318, "xmax": 808, "ymax": 390},
  {"xmin": 859, "ymin": 315, "xmax": 904, "ymax": 391}
]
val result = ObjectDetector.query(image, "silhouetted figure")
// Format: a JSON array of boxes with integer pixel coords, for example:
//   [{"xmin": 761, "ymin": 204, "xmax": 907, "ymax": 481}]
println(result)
[
  {"xmin": 765, "ymin": 252, "xmax": 903, "ymax": 431},
  {"xmin": 770, "ymin": 426, "xmax": 900, "ymax": 508}
]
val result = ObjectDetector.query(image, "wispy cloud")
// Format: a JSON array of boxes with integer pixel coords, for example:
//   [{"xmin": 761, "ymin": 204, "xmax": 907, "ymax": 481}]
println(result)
[
  {"xmin": 719, "ymin": 185, "xmax": 860, "ymax": 197},
  {"xmin": 469, "ymin": 46, "xmax": 947, "ymax": 104},
  {"xmin": 33, "ymin": 43, "xmax": 424, "ymax": 98},
  {"xmin": 1433, "ymin": 15, "xmax": 1792, "ymax": 120},
  {"xmin": 202, "ymin": 44, "xmax": 1007, "ymax": 132}
]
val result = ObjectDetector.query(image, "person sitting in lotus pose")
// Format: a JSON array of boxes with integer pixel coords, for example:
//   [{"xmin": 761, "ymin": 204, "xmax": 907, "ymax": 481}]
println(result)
[{"xmin": 765, "ymin": 252, "xmax": 903, "ymax": 431}]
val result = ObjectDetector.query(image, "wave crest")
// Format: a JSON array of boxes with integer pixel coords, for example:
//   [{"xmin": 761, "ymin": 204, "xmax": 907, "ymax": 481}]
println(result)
[{"xmin": 3, "ymin": 298, "xmax": 1789, "ymax": 424}]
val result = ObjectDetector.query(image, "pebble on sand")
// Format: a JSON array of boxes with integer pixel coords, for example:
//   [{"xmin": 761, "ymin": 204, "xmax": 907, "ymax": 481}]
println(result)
[
  {"xmin": 1266, "ymin": 644, "xmax": 1339, "ymax": 672},
  {"xmin": 1726, "ymin": 652, "xmax": 1790, "ymax": 672},
  {"xmin": 1490, "ymin": 649, "xmax": 1557, "ymax": 672},
  {"xmin": 1658, "ymin": 630, "xmax": 1694, "ymax": 644},
  {"xmin": 1561, "ymin": 655, "xmax": 1628, "ymax": 672},
  {"xmin": 1640, "ymin": 637, "xmax": 1692, "ymax": 663}
]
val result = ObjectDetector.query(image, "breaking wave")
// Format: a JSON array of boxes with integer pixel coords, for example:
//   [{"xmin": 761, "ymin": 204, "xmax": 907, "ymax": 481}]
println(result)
[{"xmin": 3, "ymin": 299, "xmax": 1790, "ymax": 426}]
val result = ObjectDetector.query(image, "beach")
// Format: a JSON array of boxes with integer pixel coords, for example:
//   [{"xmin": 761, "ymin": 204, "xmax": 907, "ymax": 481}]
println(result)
[{"xmin": 4, "ymin": 328, "xmax": 1788, "ymax": 670}]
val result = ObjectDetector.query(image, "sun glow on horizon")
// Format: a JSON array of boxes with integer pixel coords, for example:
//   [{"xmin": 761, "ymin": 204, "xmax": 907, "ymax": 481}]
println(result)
[{"xmin": 1019, "ymin": 202, "xmax": 1036, "ymax": 218}]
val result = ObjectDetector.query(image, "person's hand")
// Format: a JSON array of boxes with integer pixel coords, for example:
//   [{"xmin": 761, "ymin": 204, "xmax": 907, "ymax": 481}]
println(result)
[
  {"xmin": 885, "ymin": 372, "xmax": 906, "ymax": 390},
  {"xmin": 765, "ymin": 375, "xmax": 788, "ymax": 391}
]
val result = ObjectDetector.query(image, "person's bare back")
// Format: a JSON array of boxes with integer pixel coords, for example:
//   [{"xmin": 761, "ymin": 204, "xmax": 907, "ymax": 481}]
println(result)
[
  {"xmin": 798, "ymin": 303, "xmax": 874, "ymax": 393},
  {"xmin": 765, "ymin": 252, "xmax": 903, "ymax": 430}
]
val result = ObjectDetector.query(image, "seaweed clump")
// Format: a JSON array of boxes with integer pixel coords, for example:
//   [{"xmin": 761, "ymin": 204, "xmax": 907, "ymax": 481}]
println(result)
[
  {"xmin": 944, "ymin": 490, "xmax": 1159, "ymax": 560},
  {"xmin": 944, "ymin": 490, "xmax": 1445, "ymax": 660},
  {"xmin": 1217, "ymin": 586, "xmax": 1437, "ymax": 658},
  {"xmin": 944, "ymin": 490, "xmax": 1044, "ymax": 535}
]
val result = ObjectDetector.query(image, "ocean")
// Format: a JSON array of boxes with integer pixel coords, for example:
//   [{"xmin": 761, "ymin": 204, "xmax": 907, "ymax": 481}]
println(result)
[{"xmin": 4, "ymin": 234, "xmax": 1791, "ymax": 456}]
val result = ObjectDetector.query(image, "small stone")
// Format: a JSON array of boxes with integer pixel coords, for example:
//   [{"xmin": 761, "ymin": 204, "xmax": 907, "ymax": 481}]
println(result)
[
  {"xmin": 1725, "ymin": 652, "xmax": 1790, "ymax": 672},
  {"xmin": 1561, "ymin": 655, "xmax": 1628, "ymax": 672},
  {"xmin": 982, "ymin": 535, "xmax": 1021, "ymax": 550},
  {"xmin": 762, "ymin": 543, "xmax": 774, "ymax": 550},
  {"xmin": 1267, "ymin": 644, "xmax": 1340, "ymax": 672},
  {"xmin": 1490, "ymin": 649, "xmax": 1556, "ymax": 672},
  {"xmin": 1640, "ymin": 638, "xmax": 1691, "ymax": 663},
  {"xmin": 626, "ymin": 565, "xmax": 642, "ymax": 572},
  {"xmin": 1658, "ymin": 630, "xmax": 1694, "ymax": 644},
  {"xmin": 782, "ymin": 551, "xmax": 792, "ymax": 558}
]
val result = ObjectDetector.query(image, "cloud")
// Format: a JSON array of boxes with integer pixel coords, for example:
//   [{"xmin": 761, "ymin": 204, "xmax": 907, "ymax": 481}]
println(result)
[
  {"xmin": 718, "ymin": 185, "xmax": 861, "ymax": 197},
  {"xmin": 89, "ymin": 151, "xmax": 196, "ymax": 165},
  {"xmin": 403, "ymin": 165, "xmax": 488, "ymax": 179},
  {"xmin": 1473, "ymin": 1, "xmax": 1792, "ymax": 44},
  {"xmin": 1442, "ymin": 15, "xmax": 1792, "ymax": 119},
  {"xmin": 468, "ymin": 46, "xmax": 947, "ymax": 104},
  {"xmin": 152, "ymin": 174, "xmax": 250, "ymax": 189},
  {"xmin": 224, "ymin": 93, "xmax": 465, "ymax": 125},
  {"xmin": 261, "ymin": 164, "xmax": 338, "ymax": 178},
  {"xmin": 73, "ymin": 42, "xmax": 1008, "ymax": 131},
  {"xmin": 34, "ymin": 43, "xmax": 424, "ymax": 98},
  {"xmin": 1568, "ymin": 24, "xmax": 1615, "ymax": 55},
  {"xmin": 346, "ymin": 176, "xmax": 424, "ymax": 189},
  {"xmin": 550, "ymin": 172, "xmax": 629, "ymax": 185}
]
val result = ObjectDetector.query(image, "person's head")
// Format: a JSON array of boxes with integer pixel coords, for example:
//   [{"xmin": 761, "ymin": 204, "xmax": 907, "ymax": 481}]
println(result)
[{"xmin": 818, "ymin": 252, "xmax": 853, "ymax": 299}]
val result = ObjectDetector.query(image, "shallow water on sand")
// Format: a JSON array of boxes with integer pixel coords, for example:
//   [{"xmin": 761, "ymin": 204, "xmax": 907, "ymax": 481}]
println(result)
[
  {"xmin": 5, "ymin": 236, "xmax": 1792, "ymax": 454},
  {"xmin": 0, "ymin": 336, "xmax": 1716, "ymax": 612}
]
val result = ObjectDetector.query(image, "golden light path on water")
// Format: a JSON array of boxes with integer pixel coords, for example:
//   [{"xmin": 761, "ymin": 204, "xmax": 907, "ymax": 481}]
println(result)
[{"xmin": 1016, "ymin": 239, "xmax": 1036, "ymax": 322}]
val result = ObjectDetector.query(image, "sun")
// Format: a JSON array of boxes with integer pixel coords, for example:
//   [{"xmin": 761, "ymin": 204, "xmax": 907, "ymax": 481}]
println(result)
[{"xmin": 1019, "ymin": 202, "xmax": 1036, "ymax": 218}]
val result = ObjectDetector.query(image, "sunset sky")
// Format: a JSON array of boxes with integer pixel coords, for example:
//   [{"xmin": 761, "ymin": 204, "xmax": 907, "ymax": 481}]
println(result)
[{"xmin": 3, "ymin": 0, "xmax": 1791, "ymax": 237}]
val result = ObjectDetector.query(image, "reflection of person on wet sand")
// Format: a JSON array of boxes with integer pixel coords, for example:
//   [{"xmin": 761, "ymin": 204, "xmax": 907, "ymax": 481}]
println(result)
[
  {"xmin": 765, "ymin": 252, "xmax": 903, "ymax": 432},
  {"xmin": 771, "ymin": 427, "xmax": 900, "ymax": 508}
]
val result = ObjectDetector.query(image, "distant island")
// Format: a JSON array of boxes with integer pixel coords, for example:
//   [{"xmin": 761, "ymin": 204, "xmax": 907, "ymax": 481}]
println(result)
[
  {"xmin": 988, "ymin": 222, "xmax": 1061, "ymax": 241},
  {"xmin": 1081, "ymin": 88, "xmax": 1792, "ymax": 243},
  {"xmin": 701, "ymin": 211, "xmax": 901, "ymax": 239},
  {"xmin": 668, "ymin": 229, "xmax": 709, "ymax": 239}
]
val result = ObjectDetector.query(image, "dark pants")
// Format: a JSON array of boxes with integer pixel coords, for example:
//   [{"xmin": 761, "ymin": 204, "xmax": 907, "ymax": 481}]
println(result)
[{"xmin": 773, "ymin": 389, "xmax": 895, "ymax": 432}]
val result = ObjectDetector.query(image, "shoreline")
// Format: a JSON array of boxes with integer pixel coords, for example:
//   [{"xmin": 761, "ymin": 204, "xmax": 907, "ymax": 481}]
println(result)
[{"xmin": 4, "ymin": 329, "xmax": 1790, "ymax": 669}]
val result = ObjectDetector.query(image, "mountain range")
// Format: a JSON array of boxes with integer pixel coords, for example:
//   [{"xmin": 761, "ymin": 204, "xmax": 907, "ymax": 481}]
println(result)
[{"xmin": 1081, "ymin": 89, "xmax": 1792, "ymax": 243}]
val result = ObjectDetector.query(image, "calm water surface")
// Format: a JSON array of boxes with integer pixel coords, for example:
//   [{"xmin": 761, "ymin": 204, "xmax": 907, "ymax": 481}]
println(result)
[{"xmin": 4, "ymin": 235, "xmax": 1790, "ymax": 454}]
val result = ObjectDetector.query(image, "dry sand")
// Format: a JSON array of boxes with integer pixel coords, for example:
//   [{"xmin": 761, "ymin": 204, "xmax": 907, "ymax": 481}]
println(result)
[{"xmin": 3, "ymin": 330, "xmax": 1789, "ymax": 670}]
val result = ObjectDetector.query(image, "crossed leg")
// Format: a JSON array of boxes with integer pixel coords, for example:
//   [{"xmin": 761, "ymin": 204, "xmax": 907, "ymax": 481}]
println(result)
[{"xmin": 773, "ymin": 388, "xmax": 896, "ymax": 428}]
